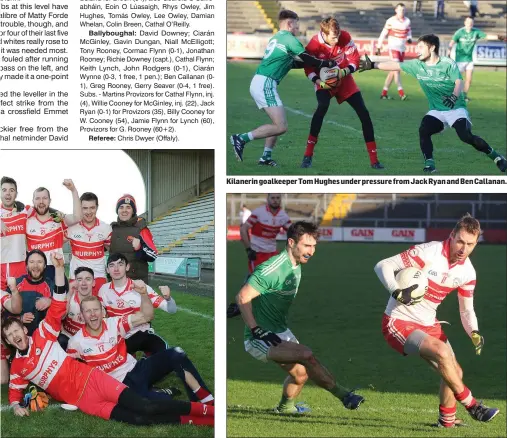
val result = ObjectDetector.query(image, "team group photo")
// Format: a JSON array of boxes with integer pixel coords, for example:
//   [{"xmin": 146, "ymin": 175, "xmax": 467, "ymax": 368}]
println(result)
[{"xmin": 0, "ymin": 150, "xmax": 215, "ymax": 437}]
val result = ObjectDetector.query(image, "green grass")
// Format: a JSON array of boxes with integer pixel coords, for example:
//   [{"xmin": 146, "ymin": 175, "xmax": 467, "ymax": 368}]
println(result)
[
  {"xmin": 1, "ymin": 283, "xmax": 214, "ymax": 437},
  {"xmin": 227, "ymin": 61, "xmax": 507, "ymax": 175},
  {"xmin": 227, "ymin": 241, "xmax": 507, "ymax": 437}
]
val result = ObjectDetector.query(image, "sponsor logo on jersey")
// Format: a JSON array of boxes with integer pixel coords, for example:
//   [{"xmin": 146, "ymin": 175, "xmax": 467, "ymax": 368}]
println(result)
[{"xmin": 39, "ymin": 359, "xmax": 59, "ymax": 386}]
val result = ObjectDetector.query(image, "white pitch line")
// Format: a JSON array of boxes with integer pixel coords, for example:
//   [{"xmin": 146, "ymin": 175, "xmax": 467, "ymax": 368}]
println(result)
[
  {"xmin": 228, "ymin": 404, "xmax": 438, "ymax": 414},
  {"xmin": 178, "ymin": 306, "xmax": 214, "ymax": 321}
]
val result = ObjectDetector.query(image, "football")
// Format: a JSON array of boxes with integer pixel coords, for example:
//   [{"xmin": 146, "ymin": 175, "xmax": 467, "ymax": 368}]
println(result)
[
  {"xmin": 395, "ymin": 267, "xmax": 428, "ymax": 301},
  {"xmin": 319, "ymin": 66, "xmax": 340, "ymax": 88}
]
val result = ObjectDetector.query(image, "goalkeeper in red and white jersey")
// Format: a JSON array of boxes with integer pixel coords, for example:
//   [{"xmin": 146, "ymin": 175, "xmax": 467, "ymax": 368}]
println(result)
[
  {"xmin": 374, "ymin": 214, "xmax": 499, "ymax": 427},
  {"xmin": 302, "ymin": 17, "xmax": 384, "ymax": 170}
]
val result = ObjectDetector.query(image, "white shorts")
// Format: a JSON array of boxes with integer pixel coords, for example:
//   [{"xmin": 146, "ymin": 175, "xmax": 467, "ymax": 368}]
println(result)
[
  {"xmin": 457, "ymin": 61, "xmax": 474, "ymax": 72},
  {"xmin": 244, "ymin": 328, "xmax": 298, "ymax": 363},
  {"xmin": 250, "ymin": 74, "xmax": 283, "ymax": 109},
  {"xmin": 426, "ymin": 108, "xmax": 471, "ymax": 130}
]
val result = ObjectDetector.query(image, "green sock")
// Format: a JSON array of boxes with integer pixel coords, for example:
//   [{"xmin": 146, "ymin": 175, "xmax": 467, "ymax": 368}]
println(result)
[
  {"xmin": 278, "ymin": 395, "xmax": 295, "ymax": 411},
  {"xmin": 464, "ymin": 92, "xmax": 468, "ymax": 99},
  {"xmin": 262, "ymin": 148, "xmax": 272, "ymax": 159},
  {"xmin": 425, "ymin": 158, "xmax": 435, "ymax": 167},
  {"xmin": 487, "ymin": 149, "xmax": 501, "ymax": 161},
  {"xmin": 329, "ymin": 384, "xmax": 350, "ymax": 401},
  {"xmin": 239, "ymin": 132, "xmax": 252, "ymax": 143}
]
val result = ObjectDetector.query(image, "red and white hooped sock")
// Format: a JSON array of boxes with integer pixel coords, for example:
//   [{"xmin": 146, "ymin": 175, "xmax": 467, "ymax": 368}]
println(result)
[
  {"xmin": 438, "ymin": 404, "xmax": 456, "ymax": 427},
  {"xmin": 455, "ymin": 387, "xmax": 476, "ymax": 410}
]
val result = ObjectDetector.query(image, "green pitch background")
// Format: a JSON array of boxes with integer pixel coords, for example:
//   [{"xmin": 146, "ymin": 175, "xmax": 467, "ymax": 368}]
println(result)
[
  {"xmin": 1, "ymin": 281, "xmax": 214, "ymax": 438},
  {"xmin": 227, "ymin": 241, "xmax": 506, "ymax": 437},
  {"xmin": 227, "ymin": 62, "xmax": 507, "ymax": 175}
]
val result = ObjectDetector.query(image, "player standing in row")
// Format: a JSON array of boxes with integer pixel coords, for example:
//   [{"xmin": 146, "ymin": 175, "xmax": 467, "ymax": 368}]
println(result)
[
  {"xmin": 236, "ymin": 221, "xmax": 364, "ymax": 414},
  {"xmin": 66, "ymin": 192, "xmax": 112, "ymax": 295},
  {"xmin": 230, "ymin": 10, "xmax": 338, "ymax": 167},
  {"xmin": 360, "ymin": 34, "xmax": 507, "ymax": 173},
  {"xmin": 374, "ymin": 214, "xmax": 499, "ymax": 427},
  {"xmin": 26, "ymin": 180, "xmax": 82, "ymax": 280},
  {"xmin": 448, "ymin": 17, "xmax": 506, "ymax": 102},
  {"xmin": 302, "ymin": 17, "xmax": 384, "ymax": 170},
  {"xmin": 376, "ymin": 3, "xmax": 412, "ymax": 100}
]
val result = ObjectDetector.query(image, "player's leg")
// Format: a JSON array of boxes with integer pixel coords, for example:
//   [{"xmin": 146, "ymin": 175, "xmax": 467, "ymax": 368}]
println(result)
[
  {"xmin": 301, "ymin": 89, "xmax": 332, "ymax": 167},
  {"xmin": 125, "ymin": 329, "xmax": 167, "ymax": 356},
  {"xmin": 452, "ymin": 118, "xmax": 507, "ymax": 172},
  {"xmin": 258, "ymin": 128, "xmax": 282, "ymax": 166},
  {"xmin": 346, "ymin": 91, "xmax": 384, "ymax": 169},
  {"xmin": 393, "ymin": 70, "xmax": 407, "ymax": 100},
  {"xmin": 419, "ymin": 114, "xmax": 445, "ymax": 172},
  {"xmin": 463, "ymin": 66, "xmax": 473, "ymax": 101},
  {"xmin": 381, "ymin": 71, "xmax": 394, "ymax": 99},
  {"xmin": 274, "ymin": 363, "xmax": 309, "ymax": 413}
]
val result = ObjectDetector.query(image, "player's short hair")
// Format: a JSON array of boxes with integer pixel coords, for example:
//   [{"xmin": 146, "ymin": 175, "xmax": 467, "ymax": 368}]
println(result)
[
  {"xmin": 25, "ymin": 249, "xmax": 47, "ymax": 267},
  {"xmin": 80, "ymin": 192, "xmax": 99, "ymax": 206},
  {"xmin": 107, "ymin": 252, "xmax": 129, "ymax": 266},
  {"xmin": 452, "ymin": 213, "xmax": 482, "ymax": 237},
  {"xmin": 75, "ymin": 266, "xmax": 95, "ymax": 278},
  {"xmin": 278, "ymin": 9, "xmax": 299, "ymax": 22},
  {"xmin": 287, "ymin": 221, "xmax": 320, "ymax": 244},
  {"xmin": 395, "ymin": 3, "xmax": 405, "ymax": 8},
  {"xmin": 1, "ymin": 176, "xmax": 17, "ymax": 191},
  {"xmin": 1, "ymin": 316, "xmax": 25, "ymax": 348},
  {"xmin": 465, "ymin": 16, "xmax": 474, "ymax": 21},
  {"xmin": 320, "ymin": 17, "xmax": 340, "ymax": 35},
  {"xmin": 80, "ymin": 295, "xmax": 101, "ymax": 313},
  {"xmin": 418, "ymin": 34, "xmax": 440, "ymax": 53},
  {"xmin": 33, "ymin": 186, "xmax": 51, "ymax": 199}
]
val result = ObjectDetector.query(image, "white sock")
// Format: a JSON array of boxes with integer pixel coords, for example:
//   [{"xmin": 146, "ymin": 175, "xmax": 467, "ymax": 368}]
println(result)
[{"xmin": 248, "ymin": 132, "xmax": 254, "ymax": 141}]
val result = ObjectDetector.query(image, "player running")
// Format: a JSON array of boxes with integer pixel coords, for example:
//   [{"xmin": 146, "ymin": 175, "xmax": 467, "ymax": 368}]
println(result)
[
  {"xmin": 374, "ymin": 214, "xmax": 499, "ymax": 427},
  {"xmin": 66, "ymin": 192, "xmax": 112, "ymax": 295},
  {"xmin": 376, "ymin": 3, "xmax": 412, "ymax": 100},
  {"xmin": 1, "ymin": 281, "xmax": 22, "ymax": 384},
  {"xmin": 236, "ymin": 221, "xmax": 364, "ymax": 414},
  {"xmin": 359, "ymin": 34, "xmax": 507, "ymax": 173},
  {"xmin": 2, "ymin": 253, "xmax": 213, "ymax": 426},
  {"xmin": 448, "ymin": 17, "xmax": 506, "ymax": 102},
  {"xmin": 230, "ymin": 9, "xmax": 337, "ymax": 167},
  {"xmin": 302, "ymin": 17, "xmax": 384, "ymax": 169}
]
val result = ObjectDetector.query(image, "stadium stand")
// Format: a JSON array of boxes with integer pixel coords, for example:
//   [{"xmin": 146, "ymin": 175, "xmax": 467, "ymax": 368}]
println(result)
[
  {"xmin": 149, "ymin": 191, "xmax": 215, "ymax": 268},
  {"xmin": 227, "ymin": 1, "xmax": 275, "ymax": 33}
]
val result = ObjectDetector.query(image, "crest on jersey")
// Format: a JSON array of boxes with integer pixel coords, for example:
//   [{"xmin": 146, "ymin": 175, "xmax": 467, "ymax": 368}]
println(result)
[
  {"xmin": 452, "ymin": 278, "xmax": 460, "ymax": 288},
  {"xmin": 40, "ymin": 228, "xmax": 46, "ymax": 236},
  {"xmin": 97, "ymin": 234, "xmax": 104, "ymax": 240},
  {"xmin": 109, "ymin": 337, "xmax": 115, "ymax": 344}
]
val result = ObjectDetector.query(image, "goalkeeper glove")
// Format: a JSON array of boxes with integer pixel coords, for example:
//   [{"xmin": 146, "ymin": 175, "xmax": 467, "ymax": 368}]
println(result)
[
  {"xmin": 442, "ymin": 94, "xmax": 458, "ymax": 108},
  {"xmin": 246, "ymin": 248, "xmax": 257, "ymax": 261},
  {"xmin": 359, "ymin": 54, "xmax": 375, "ymax": 72},
  {"xmin": 323, "ymin": 59, "xmax": 337, "ymax": 68},
  {"xmin": 471, "ymin": 331, "xmax": 484, "ymax": 355},
  {"xmin": 319, "ymin": 81, "xmax": 331, "ymax": 90},
  {"xmin": 251, "ymin": 326, "xmax": 282, "ymax": 347},
  {"xmin": 391, "ymin": 284, "xmax": 420, "ymax": 306},
  {"xmin": 375, "ymin": 48, "xmax": 381, "ymax": 56},
  {"xmin": 407, "ymin": 38, "xmax": 413, "ymax": 44}
]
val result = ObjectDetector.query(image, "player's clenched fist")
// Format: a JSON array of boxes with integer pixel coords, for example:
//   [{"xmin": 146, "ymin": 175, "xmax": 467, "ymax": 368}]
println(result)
[
  {"xmin": 391, "ymin": 284, "xmax": 421, "ymax": 306},
  {"xmin": 7, "ymin": 277, "xmax": 18, "ymax": 292},
  {"xmin": 132, "ymin": 279, "xmax": 148, "ymax": 295},
  {"xmin": 62, "ymin": 179, "xmax": 77, "ymax": 192},
  {"xmin": 159, "ymin": 286, "xmax": 171, "ymax": 300},
  {"xmin": 471, "ymin": 331, "xmax": 484, "ymax": 355},
  {"xmin": 21, "ymin": 313, "xmax": 35, "ymax": 324},
  {"xmin": 50, "ymin": 252, "xmax": 65, "ymax": 268},
  {"xmin": 251, "ymin": 326, "xmax": 282, "ymax": 347}
]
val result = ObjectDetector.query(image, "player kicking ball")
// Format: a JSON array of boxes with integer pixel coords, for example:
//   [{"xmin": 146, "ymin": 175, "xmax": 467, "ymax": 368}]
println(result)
[
  {"xmin": 359, "ymin": 34, "xmax": 507, "ymax": 173},
  {"xmin": 374, "ymin": 214, "xmax": 499, "ymax": 427},
  {"xmin": 236, "ymin": 221, "xmax": 364, "ymax": 414},
  {"xmin": 230, "ymin": 10, "xmax": 337, "ymax": 167},
  {"xmin": 301, "ymin": 17, "xmax": 384, "ymax": 169}
]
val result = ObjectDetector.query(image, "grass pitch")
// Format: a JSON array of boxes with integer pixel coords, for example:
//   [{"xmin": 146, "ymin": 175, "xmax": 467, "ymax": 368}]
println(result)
[
  {"xmin": 227, "ymin": 61, "xmax": 507, "ymax": 175},
  {"xmin": 1, "ymin": 281, "xmax": 214, "ymax": 438},
  {"xmin": 227, "ymin": 241, "xmax": 506, "ymax": 437}
]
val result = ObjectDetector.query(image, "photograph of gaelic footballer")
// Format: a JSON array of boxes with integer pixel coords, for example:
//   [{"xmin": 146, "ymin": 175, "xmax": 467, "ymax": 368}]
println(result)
[
  {"xmin": 227, "ymin": 2, "xmax": 506, "ymax": 175},
  {"xmin": 226, "ymin": 193, "xmax": 506, "ymax": 437},
  {"xmin": 0, "ymin": 149, "xmax": 214, "ymax": 437}
]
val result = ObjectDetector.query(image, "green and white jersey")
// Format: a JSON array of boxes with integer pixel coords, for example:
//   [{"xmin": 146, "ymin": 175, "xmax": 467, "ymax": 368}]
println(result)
[
  {"xmin": 452, "ymin": 27, "xmax": 487, "ymax": 62},
  {"xmin": 244, "ymin": 250, "xmax": 301, "ymax": 340},
  {"xmin": 401, "ymin": 57, "xmax": 466, "ymax": 112},
  {"xmin": 255, "ymin": 30, "xmax": 305, "ymax": 83}
]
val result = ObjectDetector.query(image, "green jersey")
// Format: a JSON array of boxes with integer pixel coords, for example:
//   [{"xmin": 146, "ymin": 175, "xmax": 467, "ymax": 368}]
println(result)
[
  {"xmin": 401, "ymin": 57, "xmax": 466, "ymax": 112},
  {"xmin": 452, "ymin": 27, "xmax": 487, "ymax": 62},
  {"xmin": 244, "ymin": 250, "xmax": 301, "ymax": 340},
  {"xmin": 255, "ymin": 30, "xmax": 305, "ymax": 83}
]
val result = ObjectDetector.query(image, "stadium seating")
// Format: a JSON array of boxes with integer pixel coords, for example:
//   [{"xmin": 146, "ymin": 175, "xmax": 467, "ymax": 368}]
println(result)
[
  {"xmin": 149, "ymin": 192, "xmax": 215, "ymax": 268},
  {"xmin": 227, "ymin": 1, "xmax": 274, "ymax": 33}
]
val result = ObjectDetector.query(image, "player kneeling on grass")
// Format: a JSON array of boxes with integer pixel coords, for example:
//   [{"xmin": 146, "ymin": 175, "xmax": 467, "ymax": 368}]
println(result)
[
  {"xmin": 230, "ymin": 10, "xmax": 337, "ymax": 167},
  {"xmin": 359, "ymin": 34, "xmax": 507, "ymax": 174},
  {"xmin": 374, "ymin": 214, "xmax": 499, "ymax": 427},
  {"xmin": 2, "ymin": 252, "xmax": 213, "ymax": 426},
  {"xmin": 236, "ymin": 221, "xmax": 364, "ymax": 414},
  {"xmin": 301, "ymin": 17, "xmax": 384, "ymax": 170}
]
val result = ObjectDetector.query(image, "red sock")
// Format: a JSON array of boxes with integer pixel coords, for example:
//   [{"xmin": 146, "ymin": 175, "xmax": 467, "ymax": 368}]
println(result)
[
  {"xmin": 193, "ymin": 386, "xmax": 214, "ymax": 404},
  {"xmin": 305, "ymin": 134, "xmax": 318, "ymax": 157},
  {"xmin": 180, "ymin": 415, "xmax": 214, "ymax": 427},
  {"xmin": 189, "ymin": 402, "xmax": 214, "ymax": 417},
  {"xmin": 455, "ymin": 387, "xmax": 476, "ymax": 410},
  {"xmin": 398, "ymin": 88, "xmax": 405, "ymax": 97},
  {"xmin": 438, "ymin": 404, "xmax": 456, "ymax": 427},
  {"xmin": 365, "ymin": 141, "xmax": 378, "ymax": 164},
  {"xmin": 381, "ymin": 89, "xmax": 388, "ymax": 96}
]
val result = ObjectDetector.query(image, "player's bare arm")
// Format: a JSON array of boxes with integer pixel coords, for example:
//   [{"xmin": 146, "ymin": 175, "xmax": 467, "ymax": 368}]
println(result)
[
  {"xmin": 236, "ymin": 283, "xmax": 260, "ymax": 330},
  {"xmin": 240, "ymin": 221, "xmax": 258, "ymax": 261},
  {"xmin": 62, "ymin": 179, "xmax": 82, "ymax": 226},
  {"xmin": 5, "ymin": 278, "xmax": 22, "ymax": 314},
  {"xmin": 130, "ymin": 280, "xmax": 155, "ymax": 327}
]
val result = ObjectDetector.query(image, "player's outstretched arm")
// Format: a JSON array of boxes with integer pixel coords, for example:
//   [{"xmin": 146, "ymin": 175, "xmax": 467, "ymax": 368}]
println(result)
[
  {"xmin": 297, "ymin": 52, "xmax": 337, "ymax": 69},
  {"xmin": 359, "ymin": 54, "xmax": 401, "ymax": 72}
]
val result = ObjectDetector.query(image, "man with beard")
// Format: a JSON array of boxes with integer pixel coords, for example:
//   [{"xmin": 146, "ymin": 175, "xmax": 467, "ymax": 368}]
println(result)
[
  {"xmin": 236, "ymin": 221, "xmax": 365, "ymax": 414},
  {"xmin": 26, "ymin": 180, "xmax": 82, "ymax": 280},
  {"xmin": 66, "ymin": 192, "xmax": 112, "ymax": 295},
  {"xmin": 109, "ymin": 195, "xmax": 157, "ymax": 283}
]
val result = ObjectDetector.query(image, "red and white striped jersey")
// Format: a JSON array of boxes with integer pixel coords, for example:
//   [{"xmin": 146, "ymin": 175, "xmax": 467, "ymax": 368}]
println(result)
[
  {"xmin": 61, "ymin": 291, "xmax": 105, "ymax": 338},
  {"xmin": 385, "ymin": 240, "xmax": 476, "ymax": 326},
  {"xmin": 1, "ymin": 205, "xmax": 28, "ymax": 264},
  {"xmin": 97, "ymin": 278, "xmax": 176, "ymax": 338},
  {"xmin": 67, "ymin": 316, "xmax": 137, "ymax": 382},
  {"xmin": 378, "ymin": 16, "xmax": 412, "ymax": 52},
  {"xmin": 247, "ymin": 205, "xmax": 291, "ymax": 253},
  {"xmin": 66, "ymin": 219, "xmax": 112, "ymax": 279},
  {"xmin": 8, "ymin": 295, "xmax": 94, "ymax": 406},
  {"xmin": 25, "ymin": 215, "xmax": 67, "ymax": 265}
]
